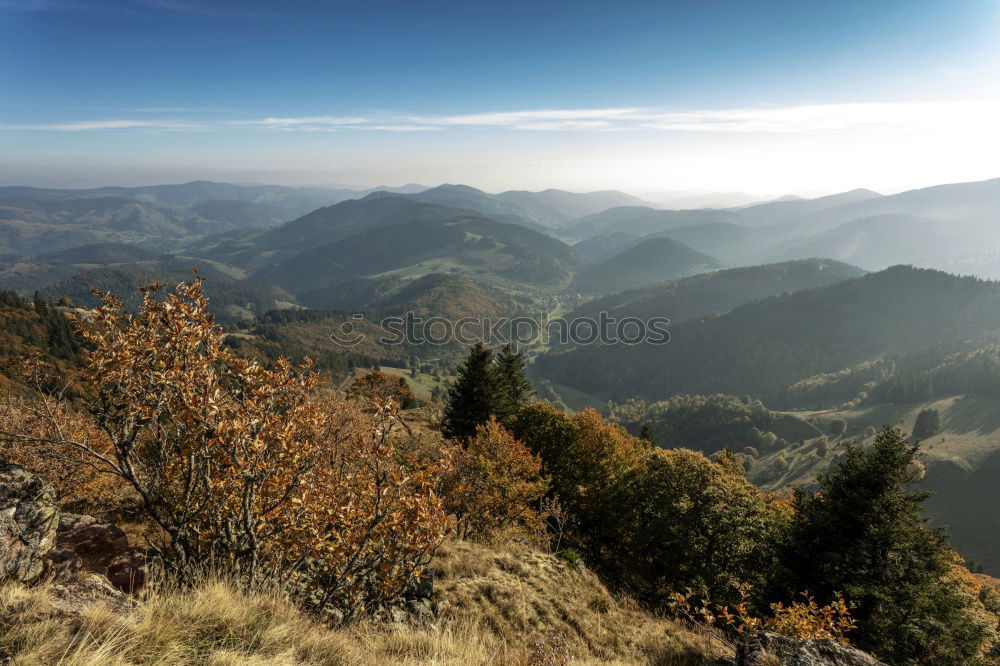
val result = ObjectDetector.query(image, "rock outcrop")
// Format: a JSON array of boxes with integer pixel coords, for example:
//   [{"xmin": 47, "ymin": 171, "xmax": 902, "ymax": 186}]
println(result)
[
  {"xmin": 0, "ymin": 461, "xmax": 146, "ymax": 593},
  {"xmin": 0, "ymin": 462, "xmax": 59, "ymax": 582},
  {"xmin": 738, "ymin": 631, "xmax": 886, "ymax": 666},
  {"xmin": 54, "ymin": 513, "xmax": 147, "ymax": 593}
]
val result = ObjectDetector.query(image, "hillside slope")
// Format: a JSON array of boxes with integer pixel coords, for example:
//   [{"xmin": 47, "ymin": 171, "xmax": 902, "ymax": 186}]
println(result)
[
  {"xmin": 250, "ymin": 214, "xmax": 579, "ymax": 300},
  {"xmin": 0, "ymin": 186, "xmax": 325, "ymax": 257},
  {"xmin": 566, "ymin": 259, "xmax": 865, "ymax": 326},
  {"xmin": 566, "ymin": 206, "xmax": 741, "ymax": 240},
  {"xmin": 538, "ymin": 266, "xmax": 1000, "ymax": 405},
  {"xmin": 571, "ymin": 237, "xmax": 722, "ymax": 295},
  {"xmin": 749, "ymin": 395, "xmax": 1000, "ymax": 576},
  {"xmin": 397, "ymin": 183, "xmax": 647, "ymax": 229},
  {"xmin": 0, "ymin": 537, "xmax": 726, "ymax": 665}
]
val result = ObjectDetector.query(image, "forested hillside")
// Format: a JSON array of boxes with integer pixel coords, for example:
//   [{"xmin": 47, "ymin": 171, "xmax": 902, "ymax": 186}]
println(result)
[
  {"xmin": 565, "ymin": 259, "xmax": 864, "ymax": 326},
  {"xmin": 537, "ymin": 266, "xmax": 1000, "ymax": 405},
  {"xmin": 571, "ymin": 237, "xmax": 721, "ymax": 294}
]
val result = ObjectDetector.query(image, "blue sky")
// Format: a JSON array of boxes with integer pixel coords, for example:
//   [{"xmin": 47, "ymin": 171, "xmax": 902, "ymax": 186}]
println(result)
[{"xmin": 2, "ymin": 0, "xmax": 999, "ymax": 193}]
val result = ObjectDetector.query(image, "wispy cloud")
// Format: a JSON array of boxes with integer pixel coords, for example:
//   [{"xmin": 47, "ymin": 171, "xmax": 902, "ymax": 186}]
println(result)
[
  {"xmin": 129, "ymin": 106, "xmax": 239, "ymax": 113},
  {"xmin": 237, "ymin": 116, "xmax": 373, "ymax": 130},
  {"xmin": 233, "ymin": 101, "xmax": 1000, "ymax": 133},
  {"xmin": 4, "ymin": 101, "xmax": 998, "ymax": 134},
  {"xmin": 0, "ymin": 119, "xmax": 205, "ymax": 131}
]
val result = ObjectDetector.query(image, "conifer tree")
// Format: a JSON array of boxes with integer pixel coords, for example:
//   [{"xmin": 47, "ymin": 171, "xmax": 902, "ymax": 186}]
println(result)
[
  {"xmin": 912, "ymin": 408, "xmax": 941, "ymax": 440},
  {"xmin": 639, "ymin": 422, "xmax": 653, "ymax": 443},
  {"xmin": 783, "ymin": 427, "xmax": 987, "ymax": 663},
  {"xmin": 494, "ymin": 343, "xmax": 535, "ymax": 424},
  {"xmin": 442, "ymin": 343, "xmax": 498, "ymax": 441}
]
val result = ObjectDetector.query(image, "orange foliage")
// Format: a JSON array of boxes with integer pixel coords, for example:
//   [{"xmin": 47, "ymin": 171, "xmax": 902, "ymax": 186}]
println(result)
[
  {"xmin": 0, "ymin": 393, "xmax": 130, "ymax": 510},
  {"xmin": 671, "ymin": 586, "xmax": 856, "ymax": 645},
  {"xmin": 444, "ymin": 417, "xmax": 548, "ymax": 541},
  {"xmin": 768, "ymin": 595, "xmax": 856, "ymax": 642},
  {"xmin": 348, "ymin": 370, "xmax": 415, "ymax": 409},
  {"xmin": 1, "ymin": 277, "xmax": 450, "ymax": 617}
]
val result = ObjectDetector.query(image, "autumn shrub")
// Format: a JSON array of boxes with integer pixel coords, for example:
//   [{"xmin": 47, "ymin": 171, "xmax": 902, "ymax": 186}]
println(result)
[
  {"xmin": 443, "ymin": 417, "xmax": 548, "ymax": 541},
  {"xmin": 282, "ymin": 397, "xmax": 451, "ymax": 620},
  {"xmin": 348, "ymin": 370, "xmax": 416, "ymax": 409},
  {"xmin": 0, "ymin": 393, "xmax": 131, "ymax": 512},
  {"xmin": 511, "ymin": 406, "xmax": 643, "ymax": 537},
  {"xmin": 0, "ymin": 352, "xmax": 131, "ymax": 512},
  {"xmin": 614, "ymin": 449, "xmax": 786, "ymax": 605},
  {"xmin": 670, "ymin": 587, "xmax": 856, "ymax": 645},
  {"xmin": 1, "ymin": 278, "xmax": 450, "ymax": 618},
  {"xmin": 767, "ymin": 595, "xmax": 856, "ymax": 641}
]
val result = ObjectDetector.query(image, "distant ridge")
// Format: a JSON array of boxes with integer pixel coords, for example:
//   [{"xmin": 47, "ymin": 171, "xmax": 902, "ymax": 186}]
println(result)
[
  {"xmin": 538, "ymin": 265, "xmax": 1000, "ymax": 405},
  {"xmin": 571, "ymin": 236, "xmax": 722, "ymax": 294}
]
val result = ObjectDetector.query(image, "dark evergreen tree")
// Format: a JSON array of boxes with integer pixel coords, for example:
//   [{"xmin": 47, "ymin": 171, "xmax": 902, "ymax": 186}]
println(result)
[
  {"xmin": 442, "ymin": 343, "xmax": 498, "ymax": 441},
  {"xmin": 32, "ymin": 291, "xmax": 48, "ymax": 315},
  {"xmin": 493, "ymin": 343, "xmax": 535, "ymax": 424},
  {"xmin": 912, "ymin": 408, "xmax": 941, "ymax": 440},
  {"xmin": 782, "ymin": 427, "xmax": 987, "ymax": 664}
]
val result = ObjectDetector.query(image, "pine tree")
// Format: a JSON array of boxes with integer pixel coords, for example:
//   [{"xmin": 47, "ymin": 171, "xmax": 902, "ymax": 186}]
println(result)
[
  {"xmin": 639, "ymin": 422, "xmax": 653, "ymax": 443},
  {"xmin": 783, "ymin": 427, "xmax": 987, "ymax": 663},
  {"xmin": 493, "ymin": 343, "xmax": 535, "ymax": 424},
  {"xmin": 442, "ymin": 343, "xmax": 498, "ymax": 441},
  {"xmin": 912, "ymin": 408, "xmax": 941, "ymax": 440}
]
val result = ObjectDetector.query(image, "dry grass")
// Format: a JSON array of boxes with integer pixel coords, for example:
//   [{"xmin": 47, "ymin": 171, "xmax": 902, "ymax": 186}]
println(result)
[{"xmin": 0, "ymin": 539, "xmax": 730, "ymax": 665}]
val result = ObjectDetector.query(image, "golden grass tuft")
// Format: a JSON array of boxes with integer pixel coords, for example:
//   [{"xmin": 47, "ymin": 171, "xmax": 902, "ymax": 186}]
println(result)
[{"xmin": 0, "ymin": 539, "xmax": 730, "ymax": 665}]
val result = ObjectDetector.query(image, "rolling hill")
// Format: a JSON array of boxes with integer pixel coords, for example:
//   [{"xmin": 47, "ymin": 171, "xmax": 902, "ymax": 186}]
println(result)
[
  {"xmin": 0, "ymin": 194, "xmax": 293, "ymax": 257},
  {"xmin": 651, "ymin": 222, "xmax": 778, "ymax": 264},
  {"xmin": 537, "ymin": 266, "xmax": 1000, "ymax": 405},
  {"xmin": 564, "ymin": 178, "xmax": 1000, "ymax": 282},
  {"xmin": 30, "ymin": 242, "xmax": 159, "ymax": 265},
  {"xmin": 0, "ymin": 180, "xmax": 351, "ymax": 216},
  {"xmin": 248, "ymin": 213, "xmax": 580, "ymax": 302},
  {"xmin": 732, "ymin": 187, "xmax": 882, "ymax": 227},
  {"xmin": 572, "ymin": 232, "xmax": 644, "ymax": 263},
  {"xmin": 292, "ymin": 271, "xmax": 518, "ymax": 316},
  {"xmin": 396, "ymin": 184, "xmax": 647, "ymax": 229},
  {"xmin": 764, "ymin": 214, "xmax": 952, "ymax": 270},
  {"xmin": 570, "ymin": 237, "xmax": 722, "ymax": 295},
  {"xmin": 743, "ymin": 390, "xmax": 1000, "ymax": 576},
  {"xmin": 38, "ymin": 265, "xmax": 294, "ymax": 324},
  {"xmin": 565, "ymin": 259, "xmax": 865, "ymax": 325},
  {"xmin": 195, "ymin": 197, "xmax": 505, "ymax": 270},
  {"xmin": 0, "ymin": 181, "xmax": 432, "ymax": 260},
  {"xmin": 565, "ymin": 206, "xmax": 741, "ymax": 240},
  {"xmin": 773, "ymin": 177, "xmax": 1000, "ymax": 236}
]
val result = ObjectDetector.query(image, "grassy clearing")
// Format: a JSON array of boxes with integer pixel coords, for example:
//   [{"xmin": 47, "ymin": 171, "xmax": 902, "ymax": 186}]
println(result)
[
  {"xmin": 0, "ymin": 539, "xmax": 729, "ymax": 665},
  {"xmin": 376, "ymin": 365, "xmax": 449, "ymax": 403}
]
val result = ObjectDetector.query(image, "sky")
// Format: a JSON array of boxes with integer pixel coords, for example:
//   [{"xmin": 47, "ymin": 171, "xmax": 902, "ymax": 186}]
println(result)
[{"xmin": 1, "ymin": 0, "xmax": 999, "ymax": 195}]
